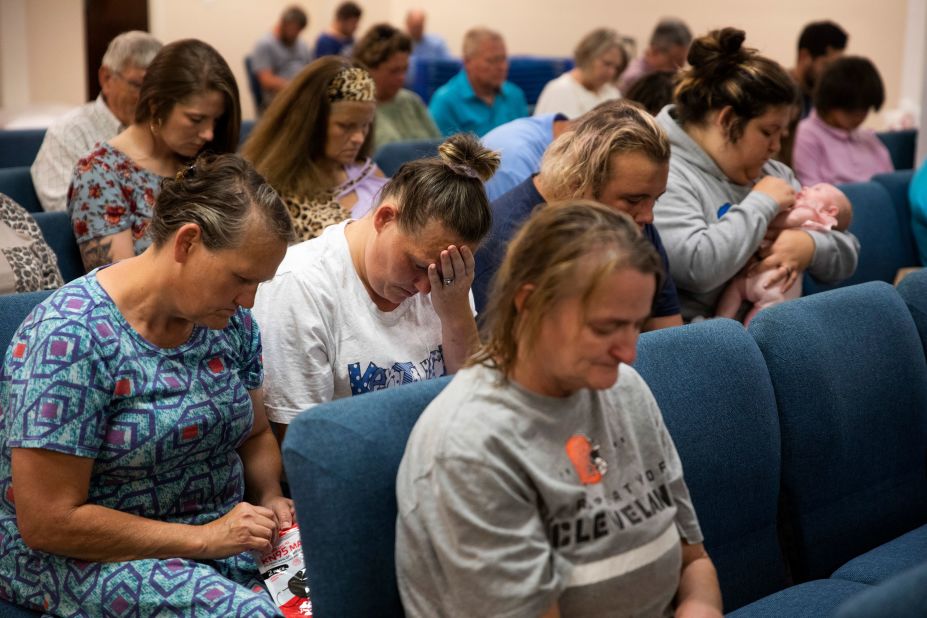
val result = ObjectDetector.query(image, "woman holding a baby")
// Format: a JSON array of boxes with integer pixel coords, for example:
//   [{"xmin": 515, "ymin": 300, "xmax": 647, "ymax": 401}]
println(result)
[{"xmin": 653, "ymin": 27, "xmax": 859, "ymax": 322}]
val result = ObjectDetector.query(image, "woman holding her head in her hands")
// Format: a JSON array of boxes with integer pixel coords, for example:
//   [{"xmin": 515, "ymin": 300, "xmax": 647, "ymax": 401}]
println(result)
[
  {"xmin": 0, "ymin": 154, "xmax": 295, "ymax": 615},
  {"xmin": 653, "ymin": 28, "xmax": 858, "ymax": 321},
  {"xmin": 254, "ymin": 133, "xmax": 498, "ymax": 439},
  {"xmin": 396, "ymin": 202, "xmax": 723, "ymax": 617}
]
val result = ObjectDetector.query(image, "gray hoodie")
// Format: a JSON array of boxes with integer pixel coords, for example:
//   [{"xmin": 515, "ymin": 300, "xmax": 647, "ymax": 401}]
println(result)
[{"xmin": 653, "ymin": 105, "xmax": 859, "ymax": 320}]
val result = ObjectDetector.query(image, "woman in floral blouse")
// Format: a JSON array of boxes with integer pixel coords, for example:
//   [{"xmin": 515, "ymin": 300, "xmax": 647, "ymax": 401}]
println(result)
[{"xmin": 67, "ymin": 39, "xmax": 241, "ymax": 273}]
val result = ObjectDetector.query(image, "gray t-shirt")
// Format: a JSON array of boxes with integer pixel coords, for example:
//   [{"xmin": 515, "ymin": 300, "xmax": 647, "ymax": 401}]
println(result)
[
  {"xmin": 395, "ymin": 363, "xmax": 703, "ymax": 618},
  {"xmin": 251, "ymin": 33, "xmax": 313, "ymax": 106}
]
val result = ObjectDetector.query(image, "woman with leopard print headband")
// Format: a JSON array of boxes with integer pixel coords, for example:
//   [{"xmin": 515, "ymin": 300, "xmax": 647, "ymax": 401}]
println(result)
[{"xmin": 243, "ymin": 56, "xmax": 388, "ymax": 242}]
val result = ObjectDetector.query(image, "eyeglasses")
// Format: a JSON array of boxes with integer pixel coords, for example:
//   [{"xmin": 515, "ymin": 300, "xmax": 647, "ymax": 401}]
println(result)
[{"xmin": 114, "ymin": 71, "xmax": 144, "ymax": 91}]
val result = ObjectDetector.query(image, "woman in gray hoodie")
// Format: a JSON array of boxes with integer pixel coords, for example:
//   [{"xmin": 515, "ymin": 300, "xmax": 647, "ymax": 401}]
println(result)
[{"xmin": 653, "ymin": 28, "xmax": 859, "ymax": 321}]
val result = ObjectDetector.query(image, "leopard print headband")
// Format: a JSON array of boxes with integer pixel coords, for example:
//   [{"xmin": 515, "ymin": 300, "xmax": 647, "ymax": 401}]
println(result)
[{"xmin": 327, "ymin": 67, "xmax": 377, "ymax": 103}]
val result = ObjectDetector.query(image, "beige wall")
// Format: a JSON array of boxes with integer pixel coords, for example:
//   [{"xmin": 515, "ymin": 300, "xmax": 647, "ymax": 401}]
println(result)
[
  {"xmin": 1, "ymin": 0, "xmax": 913, "ymax": 128},
  {"xmin": 26, "ymin": 0, "xmax": 85, "ymax": 105}
]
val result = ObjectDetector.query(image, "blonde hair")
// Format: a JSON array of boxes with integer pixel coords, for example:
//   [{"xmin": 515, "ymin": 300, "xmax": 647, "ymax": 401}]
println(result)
[
  {"xmin": 241, "ymin": 56, "xmax": 374, "ymax": 198},
  {"xmin": 471, "ymin": 201, "xmax": 662, "ymax": 377},
  {"xmin": 574, "ymin": 28, "xmax": 623, "ymax": 71},
  {"xmin": 537, "ymin": 100, "xmax": 669, "ymax": 201}
]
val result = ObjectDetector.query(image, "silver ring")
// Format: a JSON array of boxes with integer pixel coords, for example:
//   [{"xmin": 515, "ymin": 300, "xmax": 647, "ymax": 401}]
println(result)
[{"xmin": 443, "ymin": 278, "xmax": 454, "ymax": 286}]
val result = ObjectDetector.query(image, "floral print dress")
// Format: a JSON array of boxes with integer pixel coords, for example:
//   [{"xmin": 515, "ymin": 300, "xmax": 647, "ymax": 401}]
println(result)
[
  {"xmin": 66, "ymin": 142, "xmax": 161, "ymax": 254},
  {"xmin": 0, "ymin": 274, "xmax": 280, "ymax": 616}
]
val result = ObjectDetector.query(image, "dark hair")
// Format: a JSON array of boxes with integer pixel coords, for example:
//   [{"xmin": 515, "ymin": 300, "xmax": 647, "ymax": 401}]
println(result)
[
  {"xmin": 471, "ymin": 201, "xmax": 663, "ymax": 377},
  {"xmin": 798, "ymin": 21, "xmax": 848, "ymax": 58},
  {"xmin": 134, "ymin": 39, "xmax": 241, "ymax": 154},
  {"xmin": 353, "ymin": 23, "xmax": 412, "ymax": 70},
  {"xmin": 624, "ymin": 71, "xmax": 675, "ymax": 116},
  {"xmin": 814, "ymin": 56, "xmax": 885, "ymax": 114},
  {"xmin": 242, "ymin": 56, "xmax": 374, "ymax": 197},
  {"xmin": 380, "ymin": 133, "xmax": 499, "ymax": 245},
  {"xmin": 674, "ymin": 28, "xmax": 799, "ymax": 142},
  {"xmin": 281, "ymin": 6, "xmax": 308, "ymax": 29},
  {"xmin": 151, "ymin": 153, "xmax": 294, "ymax": 249},
  {"xmin": 335, "ymin": 1, "xmax": 362, "ymax": 21}
]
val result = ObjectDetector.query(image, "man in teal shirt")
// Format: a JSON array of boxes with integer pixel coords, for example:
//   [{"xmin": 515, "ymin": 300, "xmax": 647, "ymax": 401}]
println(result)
[{"xmin": 429, "ymin": 28, "xmax": 528, "ymax": 137}]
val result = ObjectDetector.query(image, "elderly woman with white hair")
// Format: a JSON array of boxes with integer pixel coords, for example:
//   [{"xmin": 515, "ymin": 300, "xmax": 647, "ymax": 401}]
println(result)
[{"xmin": 533, "ymin": 28, "xmax": 627, "ymax": 118}]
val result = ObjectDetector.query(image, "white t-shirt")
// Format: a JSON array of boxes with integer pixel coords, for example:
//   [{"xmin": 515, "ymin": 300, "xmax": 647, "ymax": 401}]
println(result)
[
  {"xmin": 533, "ymin": 72, "xmax": 622, "ymax": 119},
  {"xmin": 253, "ymin": 221, "xmax": 447, "ymax": 424}
]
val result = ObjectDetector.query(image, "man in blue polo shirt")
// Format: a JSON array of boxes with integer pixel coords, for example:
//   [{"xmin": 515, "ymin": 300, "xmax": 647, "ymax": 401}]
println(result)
[
  {"xmin": 429, "ymin": 28, "xmax": 528, "ymax": 137},
  {"xmin": 473, "ymin": 100, "xmax": 683, "ymax": 331},
  {"xmin": 481, "ymin": 113, "xmax": 572, "ymax": 201}
]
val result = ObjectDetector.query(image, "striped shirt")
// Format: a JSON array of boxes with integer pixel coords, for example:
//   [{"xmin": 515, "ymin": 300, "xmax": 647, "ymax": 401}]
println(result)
[{"xmin": 31, "ymin": 95, "xmax": 123, "ymax": 212}]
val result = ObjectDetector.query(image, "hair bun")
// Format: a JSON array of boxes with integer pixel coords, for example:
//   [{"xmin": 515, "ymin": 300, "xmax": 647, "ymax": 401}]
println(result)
[
  {"xmin": 437, "ymin": 133, "xmax": 501, "ymax": 182},
  {"xmin": 687, "ymin": 27, "xmax": 749, "ymax": 71}
]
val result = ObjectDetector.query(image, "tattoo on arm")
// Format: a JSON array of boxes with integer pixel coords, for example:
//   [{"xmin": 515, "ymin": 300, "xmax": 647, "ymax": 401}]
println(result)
[{"xmin": 79, "ymin": 237, "xmax": 114, "ymax": 272}]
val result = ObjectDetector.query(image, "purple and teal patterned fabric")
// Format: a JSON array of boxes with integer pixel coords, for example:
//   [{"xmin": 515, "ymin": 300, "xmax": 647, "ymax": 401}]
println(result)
[{"xmin": 0, "ymin": 272, "xmax": 280, "ymax": 616}]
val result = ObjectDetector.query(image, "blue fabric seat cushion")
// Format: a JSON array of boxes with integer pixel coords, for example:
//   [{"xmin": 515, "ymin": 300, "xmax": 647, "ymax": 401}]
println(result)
[
  {"xmin": 725, "ymin": 579, "xmax": 870, "ymax": 618},
  {"xmin": 833, "ymin": 560, "xmax": 927, "ymax": 618},
  {"xmin": 831, "ymin": 524, "xmax": 927, "ymax": 585}
]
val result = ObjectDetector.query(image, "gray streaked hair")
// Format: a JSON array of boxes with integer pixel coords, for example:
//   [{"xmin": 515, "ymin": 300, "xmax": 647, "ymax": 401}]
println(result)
[
  {"xmin": 101, "ymin": 31, "xmax": 162, "ymax": 72},
  {"xmin": 537, "ymin": 99, "xmax": 670, "ymax": 202},
  {"xmin": 650, "ymin": 18, "xmax": 692, "ymax": 51},
  {"xmin": 151, "ymin": 153, "xmax": 295, "ymax": 250},
  {"xmin": 462, "ymin": 27, "xmax": 503, "ymax": 59}
]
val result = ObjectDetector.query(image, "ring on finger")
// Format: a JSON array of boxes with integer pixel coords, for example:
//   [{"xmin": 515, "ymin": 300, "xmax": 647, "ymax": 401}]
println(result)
[{"xmin": 443, "ymin": 278, "xmax": 454, "ymax": 286}]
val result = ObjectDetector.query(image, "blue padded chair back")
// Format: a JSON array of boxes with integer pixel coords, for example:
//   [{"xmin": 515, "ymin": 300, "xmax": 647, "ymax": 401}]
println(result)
[
  {"xmin": 805, "ymin": 181, "xmax": 914, "ymax": 295},
  {"xmin": 507, "ymin": 56, "xmax": 575, "ymax": 106},
  {"xmin": 0, "ymin": 129, "xmax": 45, "ymax": 169},
  {"xmin": 749, "ymin": 282, "xmax": 927, "ymax": 582},
  {"xmin": 373, "ymin": 139, "xmax": 443, "ymax": 177},
  {"xmin": 834, "ymin": 560, "xmax": 927, "ymax": 618},
  {"xmin": 32, "ymin": 211, "xmax": 82, "ymax": 282},
  {"xmin": 0, "ymin": 289, "xmax": 52, "ymax": 353},
  {"xmin": 0, "ymin": 168, "xmax": 41, "ymax": 213},
  {"xmin": 239, "ymin": 119, "xmax": 256, "ymax": 150},
  {"xmin": 897, "ymin": 268, "xmax": 927, "ymax": 361},
  {"xmin": 634, "ymin": 319, "xmax": 787, "ymax": 610},
  {"xmin": 406, "ymin": 57, "xmax": 462, "ymax": 104},
  {"xmin": 876, "ymin": 129, "xmax": 917, "ymax": 170},
  {"xmin": 282, "ymin": 376, "xmax": 452, "ymax": 618},
  {"xmin": 872, "ymin": 170, "xmax": 919, "ymax": 268},
  {"xmin": 243, "ymin": 56, "xmax": 263, "ymax": 113}
]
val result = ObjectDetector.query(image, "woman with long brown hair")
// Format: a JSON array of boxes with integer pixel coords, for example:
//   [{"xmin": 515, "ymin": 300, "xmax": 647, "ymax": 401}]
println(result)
[
  {"xmin": 67, "ymin": 39, "xmax": 240, "ymax": 272},
  {"xmin": 242, "ymin": 56, "xmax": 387, "ymax": 241}
]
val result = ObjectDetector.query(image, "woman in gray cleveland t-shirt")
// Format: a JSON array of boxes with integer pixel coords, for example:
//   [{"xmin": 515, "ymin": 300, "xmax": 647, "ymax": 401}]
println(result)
[{"xmin": 395, "ymin": 202, "xmax": 723, "ymax": 617}]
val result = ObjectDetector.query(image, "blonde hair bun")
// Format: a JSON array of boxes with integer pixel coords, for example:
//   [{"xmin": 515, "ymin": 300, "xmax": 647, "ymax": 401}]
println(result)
[{"xmin": 437, "ymin": 133, "xmax": 501, "ymax": 183}]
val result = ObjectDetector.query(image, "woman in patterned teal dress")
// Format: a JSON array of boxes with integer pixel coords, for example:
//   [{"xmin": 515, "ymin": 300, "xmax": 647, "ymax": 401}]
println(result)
[{"xmin": 0, "ymin": 154, "xmax": 296, "ymax": 616}]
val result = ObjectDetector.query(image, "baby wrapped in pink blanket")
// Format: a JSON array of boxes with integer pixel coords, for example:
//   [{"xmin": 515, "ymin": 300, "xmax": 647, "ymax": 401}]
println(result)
[{"xmin": 716, "ymin": 183, "xmax": 852, "ymax": 326}]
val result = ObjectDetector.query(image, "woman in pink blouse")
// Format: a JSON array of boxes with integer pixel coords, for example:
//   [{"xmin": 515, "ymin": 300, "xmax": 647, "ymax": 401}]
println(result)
[{"xmin": 793, "ymin": 56, "xmax": 893, "ymax": 186}]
